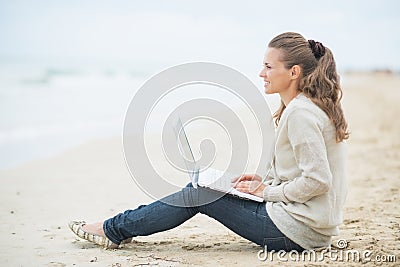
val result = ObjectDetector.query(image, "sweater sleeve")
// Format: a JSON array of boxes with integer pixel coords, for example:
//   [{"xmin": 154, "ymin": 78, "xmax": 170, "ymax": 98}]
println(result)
[
  {"xmin": 263, "ymin": 109, "xmax": 332, "ymax": 203},
  {"xmin": 263, "ymin": 161, "xmax": 276, "ymax": 186}
]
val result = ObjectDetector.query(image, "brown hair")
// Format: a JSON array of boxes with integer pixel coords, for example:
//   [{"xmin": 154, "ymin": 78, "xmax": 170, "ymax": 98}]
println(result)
[{"xmin": 268, "ymin": 32, "xmax": 349, "ymax": 142}]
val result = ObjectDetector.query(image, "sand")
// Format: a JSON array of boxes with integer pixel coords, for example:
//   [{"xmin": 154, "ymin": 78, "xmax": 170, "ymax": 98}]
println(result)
[{"xmin": 1, "ymin": 73, "xmax": 399, "ymax": 266}]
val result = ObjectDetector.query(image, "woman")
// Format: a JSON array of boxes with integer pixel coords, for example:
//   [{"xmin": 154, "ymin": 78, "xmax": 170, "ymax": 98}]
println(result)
[{"xmin": 69, "ymin": 32, "xmax": 349, "ymax": 251}]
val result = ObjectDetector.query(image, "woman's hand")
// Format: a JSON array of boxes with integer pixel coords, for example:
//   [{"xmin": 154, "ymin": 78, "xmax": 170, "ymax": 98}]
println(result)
[{"xmin": 231, "ymin": 174, "xmax": 266, "ymax": 198}]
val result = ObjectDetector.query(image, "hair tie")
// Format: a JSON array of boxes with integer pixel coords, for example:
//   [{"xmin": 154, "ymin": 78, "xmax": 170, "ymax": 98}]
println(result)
[{"xmin": 308, "ymin": 39, "xmax": 326, "ymax": 59}]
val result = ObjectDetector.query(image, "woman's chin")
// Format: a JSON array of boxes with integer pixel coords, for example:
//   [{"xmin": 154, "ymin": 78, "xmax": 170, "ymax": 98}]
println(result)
[{"xmin": 264, "ymin": 88, "xmax": 274, "ymax": 95}]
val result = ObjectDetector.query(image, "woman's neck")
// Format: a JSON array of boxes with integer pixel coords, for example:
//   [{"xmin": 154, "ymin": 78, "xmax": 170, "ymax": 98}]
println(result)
[{"xmin": 279, "ymin": 88, "xmax": 300, "ymax": 106}]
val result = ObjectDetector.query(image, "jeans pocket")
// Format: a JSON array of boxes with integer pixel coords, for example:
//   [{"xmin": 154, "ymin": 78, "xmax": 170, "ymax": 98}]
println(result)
[{"xmin": 263, "ymin": 237, "xmax": 291, "ymax": 251}]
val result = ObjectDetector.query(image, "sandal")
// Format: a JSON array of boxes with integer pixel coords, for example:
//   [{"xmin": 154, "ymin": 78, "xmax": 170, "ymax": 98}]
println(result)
[{"xmin": 68, "ymin": 221, "xmax": 119, "ymax": 249}]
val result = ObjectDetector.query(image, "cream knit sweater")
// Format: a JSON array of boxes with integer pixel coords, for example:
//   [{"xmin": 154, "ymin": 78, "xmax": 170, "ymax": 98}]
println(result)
[{"xmin": 263, "ymin": 93, "xmax": 347, "ymax": 250}]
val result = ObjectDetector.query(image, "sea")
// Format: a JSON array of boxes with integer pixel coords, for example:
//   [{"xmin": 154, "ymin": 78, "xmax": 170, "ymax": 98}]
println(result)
[
  {"xmin": 0, "ymin": 61, "xmax": 147, "ymax": 169},
  {"xmin": 0, "ymin": 61, "xmax": 278, "ymax": 170}
]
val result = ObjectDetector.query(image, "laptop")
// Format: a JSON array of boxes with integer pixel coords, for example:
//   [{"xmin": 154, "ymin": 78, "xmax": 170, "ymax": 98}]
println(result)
[{"xmin": 173, "ymin": 118, "xmax": 264, "ymax": 202}]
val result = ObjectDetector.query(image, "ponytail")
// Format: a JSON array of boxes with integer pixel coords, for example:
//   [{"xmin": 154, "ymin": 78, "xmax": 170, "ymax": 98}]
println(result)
[{"xmin": 301, "ymin": 44, "xmax": 349, "ymax": 142}]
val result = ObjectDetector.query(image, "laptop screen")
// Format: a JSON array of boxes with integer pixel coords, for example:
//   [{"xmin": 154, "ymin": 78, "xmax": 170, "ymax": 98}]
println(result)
[{"xmin": 173, "ymin": 118, "xmax": 198, "ymax": 179}]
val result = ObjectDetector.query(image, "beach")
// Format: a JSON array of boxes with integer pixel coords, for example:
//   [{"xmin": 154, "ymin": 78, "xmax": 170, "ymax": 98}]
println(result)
[{"xmin": 1, "ymin": 72, "xmax": 399, "ymax": 266}]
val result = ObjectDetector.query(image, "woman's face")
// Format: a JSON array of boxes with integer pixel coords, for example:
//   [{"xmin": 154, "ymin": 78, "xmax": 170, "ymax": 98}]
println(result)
[{"xmin": 259, "ymin": 47, "xmax": 292, "ymax": 95}]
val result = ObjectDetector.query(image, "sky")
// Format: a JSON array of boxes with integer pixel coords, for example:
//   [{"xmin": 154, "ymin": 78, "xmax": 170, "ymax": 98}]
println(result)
[{"xmin": 0, "ymin": 0, "xmax": 399, "ymax": 74}]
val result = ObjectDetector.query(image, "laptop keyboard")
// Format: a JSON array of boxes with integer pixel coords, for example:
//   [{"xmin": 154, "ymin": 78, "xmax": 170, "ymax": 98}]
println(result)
[{"xmin": 198, "ymin": 167, "xmax": 235, "ymax": 192}]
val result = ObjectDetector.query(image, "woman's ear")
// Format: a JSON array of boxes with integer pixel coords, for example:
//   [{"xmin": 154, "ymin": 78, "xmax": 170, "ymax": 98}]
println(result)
[{"xmin": 290, "ymin": 65, "xmax": 301, "ymax": 80}]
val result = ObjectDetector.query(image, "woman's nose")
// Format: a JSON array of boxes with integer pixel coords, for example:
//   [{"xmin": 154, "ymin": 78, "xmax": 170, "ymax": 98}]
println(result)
[{"xmin": 259, "ymin": 68, "xmax": 266, "ymax": 78}]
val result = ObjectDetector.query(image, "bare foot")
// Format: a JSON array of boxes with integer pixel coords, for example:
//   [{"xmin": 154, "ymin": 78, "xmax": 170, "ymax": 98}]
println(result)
[{"xmin": 82, "ymin": 222, "xmax": 106, "ymax": 237}]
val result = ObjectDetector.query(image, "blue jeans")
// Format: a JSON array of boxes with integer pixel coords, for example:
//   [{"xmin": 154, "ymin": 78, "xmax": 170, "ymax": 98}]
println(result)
[{"xmin": 103, "ymin": 183, "xmax": 304, "ymax": 251}]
